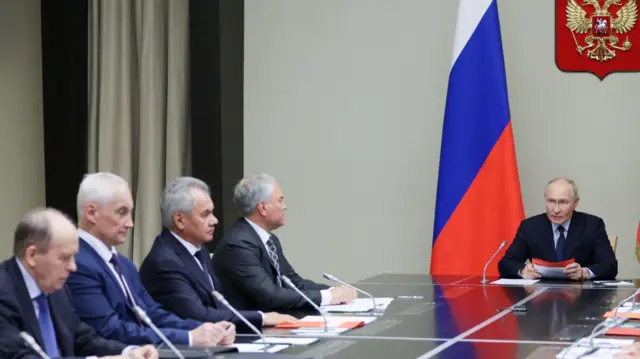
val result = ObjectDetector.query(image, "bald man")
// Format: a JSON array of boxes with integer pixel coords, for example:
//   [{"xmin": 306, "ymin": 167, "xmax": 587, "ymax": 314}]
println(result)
[
  {"xmin": 0, "ymin": 207, "xmax": 157, "ymax": 359},
  {"xmin": 498, "ymin": 177, "xmax": 617, "ymax": 281}
]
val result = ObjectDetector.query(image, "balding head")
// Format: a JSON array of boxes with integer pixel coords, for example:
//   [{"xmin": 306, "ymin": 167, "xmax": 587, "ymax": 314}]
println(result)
[{"xmin": 15, "ymin": 208, "xmax": 79, "ymax": 293}]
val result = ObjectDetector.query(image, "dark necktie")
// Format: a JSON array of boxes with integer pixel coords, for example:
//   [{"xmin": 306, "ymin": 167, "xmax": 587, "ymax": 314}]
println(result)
[
  {"xmin": 109, "ymin": 254, "xmax": 142, "ymax": 326},
  {"xmin": 35, "ymin": 294, "xmax": 60, "ymax": 358},
  {"xmin": 266, "ymin": 235, "xmax": 282, "ymax": 287},
  {"xmin": 194, "ymin": 249, "xmax": 214, "ymax": 290},
  {"xmin": 556, "ymin": 226, "xmax": 566, "ymax": 261}
]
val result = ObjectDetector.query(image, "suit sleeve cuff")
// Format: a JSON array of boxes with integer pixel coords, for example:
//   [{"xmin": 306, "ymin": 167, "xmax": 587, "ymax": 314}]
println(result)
[
  {"xmin": 86, "ymin": 357, "xmax": 98, "ymax": 359},
  {"xmin": 259, "ymin": 311, "xmax": 264, "ymax": 326},
  {"xmin": 320, "ymin": 288, "xmax": 333, "ymax": 306},
  {"xmin": 188, "ymin": 332, "xmax": 193, "ymax": 347},
  {"xmin": 587, "ymin": 268, "xmax": 595, "ymax": 279}
]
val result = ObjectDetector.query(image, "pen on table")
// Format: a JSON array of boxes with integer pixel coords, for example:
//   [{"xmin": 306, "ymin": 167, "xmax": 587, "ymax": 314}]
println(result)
[{"xmin": 396, "ymin": 295, "xmax": 424, "ymax": 299}]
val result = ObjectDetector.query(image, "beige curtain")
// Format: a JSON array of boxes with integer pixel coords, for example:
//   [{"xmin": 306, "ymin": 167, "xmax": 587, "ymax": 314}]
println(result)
[{"xmin": 88, "ymin": 0, "xmax": 190, "ymax": 264}]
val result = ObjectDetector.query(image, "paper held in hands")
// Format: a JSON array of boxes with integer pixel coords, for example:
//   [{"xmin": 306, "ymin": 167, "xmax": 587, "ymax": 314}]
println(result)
[{"xmin": 532, "ymin": 258, "xmax": 575, "ymax": 279}]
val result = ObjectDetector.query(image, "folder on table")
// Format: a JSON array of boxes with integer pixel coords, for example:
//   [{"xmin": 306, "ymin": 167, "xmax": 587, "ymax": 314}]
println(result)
[{"xmin": 275, "ymin": 320, "xmax": 365, "ymax": 329}]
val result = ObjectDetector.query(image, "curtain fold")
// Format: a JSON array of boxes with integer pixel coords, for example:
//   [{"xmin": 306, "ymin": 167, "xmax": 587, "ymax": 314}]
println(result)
[{"xmin": 88, "ymin": 0, "xmax": 189, "ymax": 264}]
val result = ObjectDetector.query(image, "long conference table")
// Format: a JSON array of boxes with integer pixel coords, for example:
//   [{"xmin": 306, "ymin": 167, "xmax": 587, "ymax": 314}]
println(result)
[{"xmin": 222, "ymin": 273, "xmax": 640, "ymax": 359}]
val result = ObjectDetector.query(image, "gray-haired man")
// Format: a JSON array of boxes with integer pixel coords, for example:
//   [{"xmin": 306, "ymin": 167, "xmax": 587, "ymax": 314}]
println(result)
[{"xmin": 212, "ymin": 173, "xmax": 356, "ymax": 312}]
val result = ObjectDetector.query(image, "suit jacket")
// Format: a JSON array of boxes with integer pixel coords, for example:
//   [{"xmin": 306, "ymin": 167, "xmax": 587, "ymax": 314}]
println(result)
[
  {"xmin": 139, "ymin": 230, "xmax": 263, "ymax": 333},
  {"xmin": 0, "ymin": 258, "xmax": 125, "ymax": 359},
  {"xmin": 66, "ymin": 239, "xmax": 202, "ymax": 346},
  {"xmin": 498, "ymin": 211, "xmax": 618, "ymax": 279},
  {"xmin": 212, "ymin": 218, "xmax": 330, "ymax": 311}
]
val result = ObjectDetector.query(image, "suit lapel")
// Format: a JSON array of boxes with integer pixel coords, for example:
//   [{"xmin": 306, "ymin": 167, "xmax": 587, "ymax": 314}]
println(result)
[
  {"xmin": 7, "ymin": 260, "xmax": 45, "ymax": 350},
  {"xmin": 48, "ymin": 291, "xmax": 72, "ymax": 356},
  {"xmin": 563, "ymin": 212, "xmax": 585, "ymax": 260},
  {"xmin": 240, "ymin": 219, "xmax": 279, "ymax": 276},
  {"xmin": 164, "ymin": 232, "xmax": 213, "ymax": 294}
]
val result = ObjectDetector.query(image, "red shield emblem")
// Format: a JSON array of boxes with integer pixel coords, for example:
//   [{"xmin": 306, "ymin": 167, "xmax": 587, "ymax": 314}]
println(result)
[{"xmin": 556, "ymin": 0, "xmax": 640, "ymax": 80}]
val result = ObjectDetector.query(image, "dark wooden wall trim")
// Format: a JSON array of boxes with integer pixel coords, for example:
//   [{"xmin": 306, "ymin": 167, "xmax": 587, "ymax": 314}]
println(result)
[
  {"xmin": 40, "ymin": 0, "xmax": 89, "ymax": 221},
  {"xmin": 189, "ymin": 0, "xmax": 245, "ymax": 251}
]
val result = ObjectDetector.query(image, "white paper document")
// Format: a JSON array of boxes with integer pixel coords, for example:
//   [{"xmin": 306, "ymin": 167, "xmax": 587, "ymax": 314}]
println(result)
[
  {"xmin": 253, "ymin": 337, "xmax": 319, "ymax": 345},
  {"xmin": 491, "ymin": 278, "xmax": 540, "ymax": 285},
  {"xmin": 556, "ymin": 338, "xmax": 634, "ymax": 358},
  {"xmin": 231, "ymin": 344, "xmax": 289, "ymax": 353},
  {"xmin": 533, "ymin": 264, "xmax": 567, "ymax": 279},
  {"xmin": 593, "ymin": 280, "xmax": 634, "ymax": 287},
  {"xmin": 321, "ymin": 297, "xmax": 394, "ymax": 313}
]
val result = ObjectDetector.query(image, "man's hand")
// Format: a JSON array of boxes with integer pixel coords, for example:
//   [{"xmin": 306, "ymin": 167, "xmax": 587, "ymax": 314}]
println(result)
[
  {"xmin": 329, "ymin": 286, "xmax": 358, "ymax": 304},
  {"xmin": 217, "ymin": 321, "xmax": 236, "ymax": 346},
  {"xmin": 190, "ymin": 322, "xmax": 226, "ymax": 347},
  {"xmin": 263, "ymin": 312, "xmax": 297, "ymax": 326},
  {"xmin": 126, "ymin": 345, "xmax": 159, "ymax": 359},
  {"xmin": 564, "ymin": 263, "xmax": 588, "ymax": 281},
  {"xmin": 520, "ymin": 263, "xmax": 541, "ymax": 280}
]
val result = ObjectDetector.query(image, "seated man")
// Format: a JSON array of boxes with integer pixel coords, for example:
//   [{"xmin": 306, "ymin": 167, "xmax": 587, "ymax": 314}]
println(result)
[
  {"xmin": 212, "ymin": 173, "xmax": 357, "ymax": 311},
  {"xmin": 66, "ymin": 172, "xmax": 235, "ymax": 347},
  {"xmin": 140, "ymin": 177, "xmax": 296, "ymax": 332},
  {"xmin": 0, "ymin": 207, "xmax": 157, "ymax": 359},
  {"xmin": 498, "ymin": 177, "xmax": 617, "ymax": 280}
]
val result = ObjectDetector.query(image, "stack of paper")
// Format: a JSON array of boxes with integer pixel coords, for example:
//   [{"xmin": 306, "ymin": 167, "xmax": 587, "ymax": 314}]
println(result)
[
  {"xmin": 230, "ymin": 344, "xmax": 290, "ymax": 353},
  {"xmin": 253, "ymin": 337, "xmax": 319, "ymax": 346},
  {"xmin": 555, "ymin": 338, "xmax": 634, "ymax": 358},
  {"xmin": 276, "ymin": 315, "xmax": 377, "ymax": 335},
  {"xmin": 321, "ymin": 297, "xmax": 394, "ymax": 313}
]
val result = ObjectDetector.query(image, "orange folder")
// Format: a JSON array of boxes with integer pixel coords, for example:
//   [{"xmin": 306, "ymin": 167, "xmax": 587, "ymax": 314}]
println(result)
[
  {"xmin": 603, "ymin": 310, "xmax": 640, "ymax": 320},
  {"xmin": 605, "ymin": 327, "xmax": 640, "ymax": 336},
  {"xmin": 531, "ymin": 258, "xmax": 575, "ymax": 268},
  {"xmin": 275, "ymin": 320, "xmax": 365, "ymax": 329}
]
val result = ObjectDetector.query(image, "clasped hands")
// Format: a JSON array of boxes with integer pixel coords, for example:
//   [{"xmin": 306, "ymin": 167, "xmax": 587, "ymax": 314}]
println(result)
[{"xmin": 521, "ymin": 262, "xmax": 589, "ymax": 281}]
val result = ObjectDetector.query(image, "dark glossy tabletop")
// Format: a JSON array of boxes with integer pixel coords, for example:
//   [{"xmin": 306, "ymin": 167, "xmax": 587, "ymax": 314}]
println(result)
[{"xmin": 239, "ymin": 274, "xmax": 640, "ymax": 359}]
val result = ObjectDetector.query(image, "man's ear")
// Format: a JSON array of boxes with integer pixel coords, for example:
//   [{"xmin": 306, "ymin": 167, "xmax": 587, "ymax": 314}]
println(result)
[
  {"xmin": 84, "ymin": 203, "xmax": 99, "ymax": 224},
  {"xmin": 24, "ymin": 245, "xmax": 38, "ymax": 268},
  {"xmin": 174, "ymin": 212, "xmax": 186, "ymax": 230}
]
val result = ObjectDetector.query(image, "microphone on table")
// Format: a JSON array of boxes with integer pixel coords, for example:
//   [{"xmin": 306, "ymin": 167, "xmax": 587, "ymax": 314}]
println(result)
[
  {"xmin": 559, "ymin": 289, "xmax": 639, "ymax": 358},
  {"xmin": 133, "ymin": 306, "xmax": 185, "ymax": 359},
  {"xmin": 19, "ymin": 331, "xmax": 50, "ymax": 359},
  {"xmin": 481, "ymin": 240, "xmax": 508, "ymax": 284},
  {"xmin": 322, "ymin": 273, "xmax": 377, "ymax": 311},
  {"xmin": 211, "ymin": 290, "xmax": 269, "ymax": 352},
  {"xmin": 281, "ymin": 275, "xmax": 328, "ymax": 333}
]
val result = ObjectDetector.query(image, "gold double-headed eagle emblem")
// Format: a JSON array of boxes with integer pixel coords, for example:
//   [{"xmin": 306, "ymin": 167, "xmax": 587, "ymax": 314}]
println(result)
[{"xmin": 566, "ymin": 0, "xmax": 638, "ymax": 61}]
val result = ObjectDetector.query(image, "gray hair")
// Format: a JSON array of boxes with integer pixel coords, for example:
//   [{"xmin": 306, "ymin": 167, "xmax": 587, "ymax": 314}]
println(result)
[
  {"xmin": 13, "ymin": 208, "xmax": 72, "ymax": 257},
  {"xmin": 233, "ymin": 173, "xmax": 277, "ymax": 217},
  {"xmin": 546, "ymin": 177, "xmax": 579, "ymax": 199},
  {"xmin": 161, "ymin": 176, "xmax": 210, "ymax": 229},
  {"xmin": 77, "ymin": 172, "xmax": 130, "ymax": 218}
]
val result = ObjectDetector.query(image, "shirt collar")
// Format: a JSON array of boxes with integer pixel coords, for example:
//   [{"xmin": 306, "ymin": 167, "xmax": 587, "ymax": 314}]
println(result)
[
  {"xmin": 78, "ymin": 228, "xmax": 118, "ymax": 263},
  {"xmin": 552, "ymin": 218, "xmax": 571, "ymax": 233},
  {"xmin": 244, "ymin": 218, "xmax": 271, "ymax": 245},
  {"xmin": 170, "ymin": 231, "xmax": 201, "ymax": 256},
  {"xmin": 15, "ymin": 257, "xmax": 42, "ymax": 300}
]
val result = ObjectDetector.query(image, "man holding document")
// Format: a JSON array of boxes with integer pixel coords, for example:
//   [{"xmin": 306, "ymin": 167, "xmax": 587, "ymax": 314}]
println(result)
[{"xmin": 498, "ymin": 177, "xmax": 617, "ymax": 281}]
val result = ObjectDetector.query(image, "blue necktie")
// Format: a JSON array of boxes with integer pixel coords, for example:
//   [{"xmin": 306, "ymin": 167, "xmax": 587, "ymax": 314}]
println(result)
[
  {"xmin": 35, "ymin": 294, "xmax": 60, "ymax": 358},
  {"xmin": 556, "ymin": 226, "xmax": 566, "ymax": 261}
]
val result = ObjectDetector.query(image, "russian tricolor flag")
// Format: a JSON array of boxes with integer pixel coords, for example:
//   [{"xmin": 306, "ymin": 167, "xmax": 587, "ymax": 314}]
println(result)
[{"xmin": 431, "ymin": 0, "xmax": 525, "ymax": 277}]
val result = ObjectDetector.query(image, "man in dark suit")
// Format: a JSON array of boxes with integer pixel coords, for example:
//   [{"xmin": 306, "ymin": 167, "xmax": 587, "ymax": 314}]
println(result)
[
  {"xmin": 140, "ymin": 177, "xmax": 296, "ymax": 333},
  {"xmin": 212, "ymin": 173, "xmax": 357, "ymax": 311},
  {"xmin": 498, "ymin": 177, "xmax": 617, "ymax": 280},
  {"xmin": 66, "ymin": 172, "xmax": 235, "ymax": 347},
  {"xmin": 0, "ymin": 207, "xmax": 157, "ymax": 359}
]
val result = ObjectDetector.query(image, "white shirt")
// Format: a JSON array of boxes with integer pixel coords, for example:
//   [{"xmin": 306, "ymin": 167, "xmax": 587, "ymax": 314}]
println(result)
[
  {"xmin": 15, "ymin": 258, "xmax": 135, "ymax": 357},
  {"xmin": 244, "ymin": 218, "xmax": 333, "ymax": 306},
  {"xmin": 78, "ymin": 229, "xmax": 193, "ymax": 346},
  {"xmin": 170, "ymin": 232, "xmax": 265, "ymax": 325}
]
